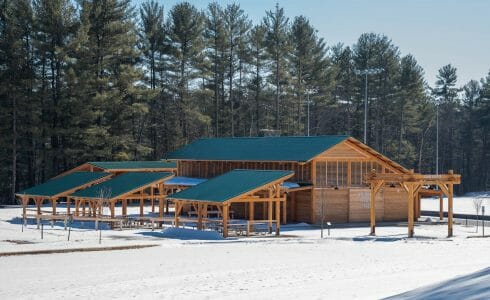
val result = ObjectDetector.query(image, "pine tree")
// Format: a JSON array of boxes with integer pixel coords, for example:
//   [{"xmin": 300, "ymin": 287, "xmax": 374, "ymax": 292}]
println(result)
[
  {"xmin": 247, "ymin": 24, "xmax": 267, "ymax": 135},
  {"xmin": 263, "ymin": 3, "xmax": 289, "ymax": 131},
  {"xmin": 432, "ymin": 64, "xmax": 460, "ymax": 172},
  {"xmin": 68, "ymin": 0, "xmax": 149, "ymax": 162},
  {"xmin": 204, "ymin": 2, "xmax": 226, "ymax": 137},
  {"xmin": 139, "ymin": 0, "xmax": 165, "ymax": 158},
  {"xmin": 0, "ymin": 0, "xmax": 36, "ymax": 203},
  {"xmin": 33, "ymin": 0, "xmax": 78, "ymax": 175},
  {"xmin": 289, "ymin": 16, "xmax": 328, "ymax": 135},
  {"xmin": 167, "ymin": 2, "xmax": 208, "ymax": 144}
]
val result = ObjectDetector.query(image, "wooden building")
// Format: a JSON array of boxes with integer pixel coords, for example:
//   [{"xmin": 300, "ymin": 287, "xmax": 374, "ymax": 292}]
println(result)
[{"xmin": 167, "ymin": 135, "xmax": 415, "ymax": 224}]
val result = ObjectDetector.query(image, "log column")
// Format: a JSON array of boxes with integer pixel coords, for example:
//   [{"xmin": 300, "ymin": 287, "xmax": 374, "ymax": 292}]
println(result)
[
  {"xmin": 439, "ymin": 195, "xmax": 444, "ymax": 220},
  {"xmin": 407, "ymin": 184, "xmax": 415, "ymax": 238},
  {"xmin": 448, "ymin": 171, "xmax": 454, "ymax": 237},
  {"xmin": 248, "ymin": 202, "xmax": 254, "ymax": 235},
  {"xmin": 51, "ymin": 197, "xmax": 57, "ymax": 215},
  {"xmin": 222, "ymin": 203, "xmax": 229, "ymax": 238}
]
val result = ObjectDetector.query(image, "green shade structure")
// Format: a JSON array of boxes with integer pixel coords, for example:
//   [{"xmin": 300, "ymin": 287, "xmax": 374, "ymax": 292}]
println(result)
[
  {"xmin": 71, "ymin": 172, "xmax": 174, "ymax": 200},
  {"xmin": 17, "ymin": 172, "xmax": 112, "ymax": 198},
  {"xmin": 168, "ymin": 169, "xmax": 294, "ymax": 203}
]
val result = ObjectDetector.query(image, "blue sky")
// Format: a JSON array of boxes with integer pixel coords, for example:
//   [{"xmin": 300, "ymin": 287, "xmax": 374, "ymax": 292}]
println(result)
[{"xmin": 132, "ymin": 0, "xmax": 490, "ymax": 86}]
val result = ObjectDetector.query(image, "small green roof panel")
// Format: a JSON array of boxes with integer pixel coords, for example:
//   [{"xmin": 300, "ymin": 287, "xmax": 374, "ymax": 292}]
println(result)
[
  {"xmin": 17, "ymin": 172, "xmax": 112, "ymax": 197},
  {"xmin": 166, "ymin": 135, "xmax": 349, "ymax": 162},
  {"xmin": 168, "ymin": 169, "xmax": 294, "ymax": 203},
  {"xmin": 71, "ymin": 172, "xmax": 174, "ymax": 199},
  {"xmin": 89, "ymin": 161, "xmax": 176, "ymax": 170}
]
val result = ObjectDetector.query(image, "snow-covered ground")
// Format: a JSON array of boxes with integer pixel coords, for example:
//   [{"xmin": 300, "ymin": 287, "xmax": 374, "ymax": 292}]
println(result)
[
  {"xmin": 422, "ymin": 192, "xmax": 490, "ymax": 215},
  {"xmin": 0, "ymin": 204, "xmax": 489, "ymax": 299}
]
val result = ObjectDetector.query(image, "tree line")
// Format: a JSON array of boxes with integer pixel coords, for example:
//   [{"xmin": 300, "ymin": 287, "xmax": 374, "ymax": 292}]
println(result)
[{"xmin": 1, "ymin": 0, "xmax": 489, "ymax": 203}]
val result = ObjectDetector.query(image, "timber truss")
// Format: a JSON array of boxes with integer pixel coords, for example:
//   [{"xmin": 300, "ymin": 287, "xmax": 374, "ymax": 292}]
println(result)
[{"xmin": 365, "ymin": 169, "xmax": 461, "ymax": 237}]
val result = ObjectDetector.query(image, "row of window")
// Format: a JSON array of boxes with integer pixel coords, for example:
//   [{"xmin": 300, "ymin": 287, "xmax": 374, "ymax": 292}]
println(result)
[{"xmin": 315, "ymin": 161, "xmax": 385, "ymax": 187}]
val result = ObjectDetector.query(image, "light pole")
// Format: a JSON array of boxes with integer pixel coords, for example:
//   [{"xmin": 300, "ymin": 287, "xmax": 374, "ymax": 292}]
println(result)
[{"xmin": 355, "ymin": 68, "xmax": 384, "ymax": 144}]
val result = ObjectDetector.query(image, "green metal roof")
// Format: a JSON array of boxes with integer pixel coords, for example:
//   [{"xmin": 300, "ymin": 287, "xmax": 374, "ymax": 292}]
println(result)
[
  {"xmin": 89, "ymin": 161, "xmax": 176, "ymax": 170},
  {"xmin": 168, "ymin": 169, "xmax": 294, "ymax": 203},
  {"xmin": 166, "ymin": 135, "xmax": 349, "ymax": 162},
  {"xmin": 17, "ymin": 172, "xmax": 112, "ymax": 198},
  {"xmin": 71, "ymin": 172, "xmax": 174, "ymax": 199}
]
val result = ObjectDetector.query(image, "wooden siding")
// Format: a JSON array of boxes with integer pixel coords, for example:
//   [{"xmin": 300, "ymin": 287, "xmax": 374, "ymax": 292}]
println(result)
[
  {"xmin": 178, "ymin": 160, "xmax": 312, "ymax": 183},
  {"xmin": 383, "ymin": 187, "xmax": 408, "ymax": 221},
  {"xmin": 348, "ymin": 188, "xmax": 384, "ymax": 222},
  {"xmin": 292, "ymin": 189, "xmax": 312, "ymax": 223},
  {"xmin": 316, "ymin": 142, "xmax": 368, "ymax": 159},
  {"xmin": 313, "ymin": 188, "xmax": 349, "ymax": 223}
]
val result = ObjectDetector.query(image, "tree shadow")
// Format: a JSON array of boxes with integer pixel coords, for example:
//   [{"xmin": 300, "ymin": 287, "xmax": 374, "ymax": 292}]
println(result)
[{"xmin": 384, "ymin": 267, "xmax": 490, "ymax": 299}]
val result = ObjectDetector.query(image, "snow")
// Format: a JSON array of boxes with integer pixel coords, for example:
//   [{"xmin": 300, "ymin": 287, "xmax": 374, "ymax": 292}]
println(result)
[
  {"xmin": 422, "ymin": 192, "xmax": 490, "ymax": 215},
  {"xmin": 0, "ymin": 202, "xmax": 489, "ymax": 299}
]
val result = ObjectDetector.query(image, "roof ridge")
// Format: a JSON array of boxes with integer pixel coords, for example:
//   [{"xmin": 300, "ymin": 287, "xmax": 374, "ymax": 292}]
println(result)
[{"xmin": 197, "ymin": 135, "xmax": 350, "ymax": 140}]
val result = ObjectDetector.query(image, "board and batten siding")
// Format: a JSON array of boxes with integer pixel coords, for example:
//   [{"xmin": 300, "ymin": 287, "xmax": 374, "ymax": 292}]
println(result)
[
  {"xmin": 309, "ymin": 187, "xmax": 408, "ymax": 223},
  {"xmin": 178, "ymin": 160, "xmax": 312, "ymax": 183}
]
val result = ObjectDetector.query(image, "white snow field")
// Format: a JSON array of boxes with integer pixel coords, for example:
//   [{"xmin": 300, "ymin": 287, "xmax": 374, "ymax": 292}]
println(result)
[
  {"xmin": 421, "ymin": 192, "xmax": 490, "ymax": 215},
  {"xmin": 0, "ymin": 205, "xmax": 489, "ymax": 300}
]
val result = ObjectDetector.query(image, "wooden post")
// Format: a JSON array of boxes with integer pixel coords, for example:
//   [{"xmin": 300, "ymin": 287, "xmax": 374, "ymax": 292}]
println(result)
[
  {"xmin": 268, "ymin": 200, "xmax": 273, "ymax": 234},
  {"xmin": 36, "ymin": 198, "xmax": 41, "ymax": 215},
  {"xmin": 370, "ymin": 182, "xmax": 377, "ymax": 235},
  {"xmin": 414, "ymin": 192, "xmax": 419, "ymax": 221},
  {"xmin": 275, "ymin": 199, "xmax": 281, "ymax": 236},
  {"xmin": 75, "ymin": 199, "xmax": 80, "ymax": 217},
  {"xmin": 66, "ymin": 198, "xmax": 71, "ymax": 215},
  {"xmin": 223, "ymin": 204, "xmax": 229, "ymax": 238},
  {"xmin": 439, "ymin": 195, "xmax": 443, "ymax": 220},
  {"xmin": 151, "ymin": 185, "xmax": 155, "ymax": 213},
  {"xmin": 82, "ymin": 200, "xmax": 86, "ymax": 216},
  {"xmin": 282, "ymin": 199, "xmax": 287, "ymax": 225},
  {"xmin": 197, "ymin": 203, "xmax": 203, "ymax": 230},
  {"xmin": 110, "ymin": 201, "xmax": 115, "ymax": 219},
  {"xmin": 291, "ymin": 192, "xmax": 296, "ymax": 222},
  {"xmin": 448, "ymin": 182, "xmax": 454, "ymax": 237},
  {"xmin": 139, "ymin": 198, "xmax": 144, "ymax": 217},
  {"xmin": 158, "ymin": 184, "xmax": 165, "ymax": 218},
  {"xmin": 174, "ymin": 201, "xmax": 180, "ymax": 228},
  {"xmin": 51, "ymin": 197, "xmax": 57, "ymax": 215},
  {"xmin": 248, "ymin": 201, "xmax": 254, "ymax": 235},
  {"xmin": 122, "ymin": 199, "xmax": 127, "ymax": 217},
  {"xmin": 407, "ymin": 184, "xmax": 414, "ymax": 238}
]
